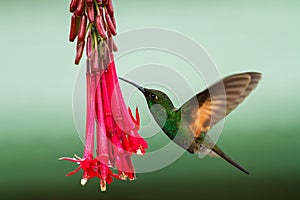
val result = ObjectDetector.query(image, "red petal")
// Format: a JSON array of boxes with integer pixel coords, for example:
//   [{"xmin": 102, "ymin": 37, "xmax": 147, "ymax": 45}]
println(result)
[
  {"xmin": 135, "ymin": 107, "xmax": 140, "ymax": 126},
  {"xmin": 59, "ymin": 157, "xmax": 79, "ymax": 162},
  {"xmin": 66, "ymin": 166, "xmax": 81, "ymax": 176}
]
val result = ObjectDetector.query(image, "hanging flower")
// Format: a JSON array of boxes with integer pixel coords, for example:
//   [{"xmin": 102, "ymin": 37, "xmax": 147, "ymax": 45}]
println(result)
[{"xmin": 60, "ymin": 0, "xmax": 148, "ymax": 191}]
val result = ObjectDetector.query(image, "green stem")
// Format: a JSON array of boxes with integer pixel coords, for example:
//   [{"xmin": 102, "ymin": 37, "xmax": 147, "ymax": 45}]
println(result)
[
  {"xmin": 93, "ymin": 0, "xmax": 101, "ymax": 15},
  {"xmin": 92, "ymin": 29, "xmax": 98, "ymax": 49},
  {"xmin": 86, "ymin": 23, "xmax": 92, "ymax": 35}
]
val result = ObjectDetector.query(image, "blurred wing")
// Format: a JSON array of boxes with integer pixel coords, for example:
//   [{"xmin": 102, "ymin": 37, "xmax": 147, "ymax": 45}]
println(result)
[{"xmin": 180, "ymin": 72, "xmax": 262, "ymax": 137}]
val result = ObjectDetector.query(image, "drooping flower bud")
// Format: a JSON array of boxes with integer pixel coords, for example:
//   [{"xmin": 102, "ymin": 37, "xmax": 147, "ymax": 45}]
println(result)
[
  {"xmin": 75, "ymin": 40, "xmax": 85, "ymax": 65},
  {"xmin": 96, "ymin": 15, "xmax": 107, "ymax": 39},
  {"xmin": 87, "ymin": 4, "xmax": 95, "ymax": 22},
  {"xmin": 105, "ymin": 11, "xmax": 117, "ymax": 36},
  {"xmin": 69, "ymin": 14, "xmax": 79, "ymax": 42},
  {"xmin": 106, "ymin": 0, "xmax": 114, "ymax": 17},
  {"xmin": 78, "ymin": 14, "xmax": 87, "ymax": 42},
  {"xmin": 70, "ymin": 0, "xmax": 79, "ymax": 13},
  {"xmin": 75, "ymin": 0, "xmax": 85, "ymax": 16}
]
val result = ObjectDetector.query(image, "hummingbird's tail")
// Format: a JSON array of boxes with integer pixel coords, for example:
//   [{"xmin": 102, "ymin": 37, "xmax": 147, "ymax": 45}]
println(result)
[{"xmin": 212, "ymin": 145, "xmax": 249, "ymax": 175}]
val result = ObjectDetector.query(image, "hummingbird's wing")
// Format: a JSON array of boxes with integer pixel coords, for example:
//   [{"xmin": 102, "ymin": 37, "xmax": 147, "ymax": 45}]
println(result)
[{"xmin": 180, "ymin": 72, "xmax": 261, "ymax": 137}]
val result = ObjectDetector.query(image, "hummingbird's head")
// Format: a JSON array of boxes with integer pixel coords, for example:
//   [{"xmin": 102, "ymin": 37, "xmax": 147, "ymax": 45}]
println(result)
[
  {"xmin": 119, "ymin": 77, "xmax": 174, "ymax": 110},
  {"xmin": 143, "ymin": 88, "xmax": 174, "ymax": 110}
]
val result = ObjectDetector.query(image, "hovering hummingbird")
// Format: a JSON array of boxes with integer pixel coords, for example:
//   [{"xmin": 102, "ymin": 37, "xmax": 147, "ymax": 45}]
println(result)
[{"xmin": 119, "ymin": 72, "xmax": 262, "ymax": 174}]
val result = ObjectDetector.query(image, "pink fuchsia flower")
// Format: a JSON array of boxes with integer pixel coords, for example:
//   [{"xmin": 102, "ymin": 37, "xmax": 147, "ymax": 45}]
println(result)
[
  {"xmin": 61, "ymin": 0, "xmax": 148, "ymax": 191},
  {"xmin": 128, "ymin": 107, "xmax": 148, "ymax": 155},
  {"xmin": 59, "ymin": 155, "xmax": 98, "ymax": 185}
]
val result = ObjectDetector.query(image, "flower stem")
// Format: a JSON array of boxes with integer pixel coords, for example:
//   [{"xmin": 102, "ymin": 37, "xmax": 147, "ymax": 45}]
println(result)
[{"xmin": 84, "ymin": 70, "xmax": 95, "ymax": 159}]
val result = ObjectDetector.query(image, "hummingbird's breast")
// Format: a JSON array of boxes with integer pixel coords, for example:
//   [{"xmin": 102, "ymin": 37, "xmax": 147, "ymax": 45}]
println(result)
[
  {"xmin": 149, "ymin": 104, "xmax": 200, "ymax": 152},
  {"xmin": 165, "ymin": 120, "xmax": 196, "ymax": 152}
]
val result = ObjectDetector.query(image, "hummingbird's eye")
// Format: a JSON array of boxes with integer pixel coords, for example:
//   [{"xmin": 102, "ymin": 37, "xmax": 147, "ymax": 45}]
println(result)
[{"xmin": 149, "ymin": 94, "xmax": 158, "ymax": 100}]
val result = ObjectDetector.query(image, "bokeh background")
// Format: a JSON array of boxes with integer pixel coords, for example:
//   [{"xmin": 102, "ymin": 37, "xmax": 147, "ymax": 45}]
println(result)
[{"xmin": 1, "ymin": 0, "xmax": 299, "ymax": 199}]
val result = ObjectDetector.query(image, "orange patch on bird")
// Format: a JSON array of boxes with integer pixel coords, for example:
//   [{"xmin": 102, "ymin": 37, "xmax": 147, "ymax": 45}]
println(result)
[{"xmin": 189, "ymin": 101, "xmax": 212, "ymax": 137}]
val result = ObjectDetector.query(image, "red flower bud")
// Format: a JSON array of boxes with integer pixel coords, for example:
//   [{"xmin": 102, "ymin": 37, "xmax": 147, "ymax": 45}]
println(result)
[
  {"xmin": 105, "ymin": 12, "xmax": 117, "ymax": 36},
  {"xmin": 69, "ymin": 0, "xmax": 79, "ymax": 13},
  {"xmin": 69, "ymin": 14, "xmax": 80, "ymax": 42},
  {"xmin": 87, "ymin": 5, "xmax": 95, "ymax": 22},
  {"xmin": 78, "ymin": 14, "xmax": 87, "ymax": 42},
  {"xmin": 111, "ymin": 16, "xmax": 117, "ymax": 30},
  {"xmin": 99, "ymin": 8, "xmax": 107, "ymax": 32},
  {"xmin": 106, "ymin": 0, "xmax": 114, "ymax": 17},
  {"xmin": 75, "ymin": 40, "xmax": 85, "ymax": 65},
  {"xmin": 75, "ymin": 0, "xmax": 85, "ymax": 16},
  {"xmin": 86, "ymin": 0, "xmax": 93, "ymax": 6},
  {"xmin": 96, "ymin": 15, "xmax": 107, "ymax": 39}
]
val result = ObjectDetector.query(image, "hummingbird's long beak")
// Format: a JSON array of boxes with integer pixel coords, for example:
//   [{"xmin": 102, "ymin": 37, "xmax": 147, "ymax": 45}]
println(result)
[
  {"xmin": 212, "ymin": 145, "xmax": 250, "ymax": 175},
  {"xmin": 118, "ymin": 77, "xmax": 146, "ymax": 93}
]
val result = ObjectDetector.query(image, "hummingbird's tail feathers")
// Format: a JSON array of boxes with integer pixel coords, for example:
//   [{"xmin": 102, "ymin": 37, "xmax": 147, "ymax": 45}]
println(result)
[
  {"xmin": 208, "ymin": 151, "xmax": 221, "ymax": 158},
  {"xmin": 212, "ymin": 145, "xmax": 250, "ymax": 175}
]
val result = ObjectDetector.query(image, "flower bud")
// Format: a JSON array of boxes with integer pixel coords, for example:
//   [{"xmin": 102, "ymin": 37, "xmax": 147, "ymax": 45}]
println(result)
[
  {"xmin": 96, "ymin": 15, "xmax": 107, "ymax": 39},
  {"xmin": 86, "ymin": 0, "xmax": 93, "ymax": 6},
  {"xmin": 105, "ymin": 12, "xmax": 117, "ymax": 36},
  {"xmin": 111, "ymin": 16, "xmax": 116, "ymax": 30},
  {"xmin": 106, "ymin": 0, "xmax": 114, "ymax": 17},
  {"xmin": 75, "ymin": 0, "xmax": 84, "ymax": 16},
  {"xmin": 69, "ymin": 14, "xmax": 79, "ymax": 42},
  {"xmin": 75, "ymin": 40, "xmax": 85, "ymax": 65},
  {"xmin": 78, "ymin": 14, "xmax": 87, "ymax": 42},
  {"xmin": 70, "ymin": 0, "xmax": 79, "ymax": 13},
  {"xmin": 87, "ymin": 5, "xmax": 95, "ymax": 22}
]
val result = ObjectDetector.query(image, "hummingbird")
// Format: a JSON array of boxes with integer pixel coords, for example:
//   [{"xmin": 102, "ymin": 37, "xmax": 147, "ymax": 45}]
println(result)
[{"xmin": 119, "ymin": 72, "xmax": 262, "ymax": 174}]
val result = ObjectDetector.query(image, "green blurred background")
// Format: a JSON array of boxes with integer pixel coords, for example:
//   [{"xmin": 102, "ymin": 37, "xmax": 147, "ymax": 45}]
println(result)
[{"xmin": 1, "ymin": 0, "xmax": 299, "ymax": 199}]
